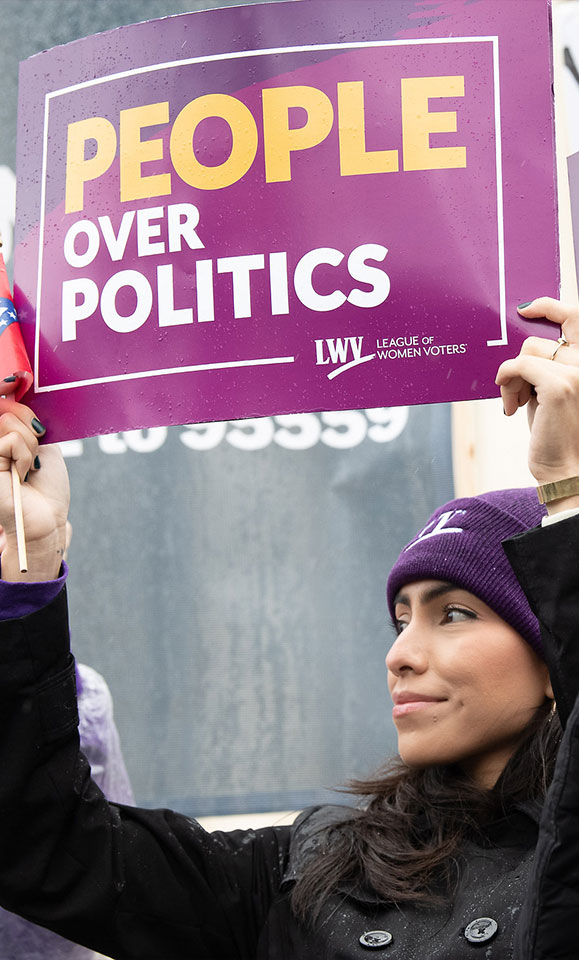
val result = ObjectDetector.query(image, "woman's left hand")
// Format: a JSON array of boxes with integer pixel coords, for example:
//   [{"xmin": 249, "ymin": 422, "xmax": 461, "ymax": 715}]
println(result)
[
  {"xmin": 0, "ymin": 400, "xmax": 70, "ymax": 581},
  {"xmin": 496, "ymin": 298, "xmax": 579, "ymax": 489}
]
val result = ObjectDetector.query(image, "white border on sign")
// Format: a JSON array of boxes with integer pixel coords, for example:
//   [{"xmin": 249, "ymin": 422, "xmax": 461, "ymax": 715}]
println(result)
[{"xmin": 35, "ymin": 36, "xmax": 505, "ymax": 393}]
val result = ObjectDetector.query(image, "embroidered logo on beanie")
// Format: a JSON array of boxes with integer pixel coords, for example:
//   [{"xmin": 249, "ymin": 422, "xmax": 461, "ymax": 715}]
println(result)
[{"xmin": 404, "ymin": 510, "xmax": 466, "ymax": 550}]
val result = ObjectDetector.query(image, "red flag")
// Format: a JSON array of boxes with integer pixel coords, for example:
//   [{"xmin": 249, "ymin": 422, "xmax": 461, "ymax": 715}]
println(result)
[{"xmin": 0, "ymin": 251, "xmax": 33, "ymax": 401}]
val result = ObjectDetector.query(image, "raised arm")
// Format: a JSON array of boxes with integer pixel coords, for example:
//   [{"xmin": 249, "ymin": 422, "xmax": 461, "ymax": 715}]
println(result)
[
  {"xmin": 0, "ymin": 404, "xmax": 289, "ymax": 960},
  {"xmin": 497, "ymin": 299, "xmax": 579, "ymax": 960}
]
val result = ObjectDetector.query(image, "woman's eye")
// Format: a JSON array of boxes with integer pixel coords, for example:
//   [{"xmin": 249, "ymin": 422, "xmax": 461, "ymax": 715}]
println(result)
[
  {"xmin": 392, "ymin": 616, "xmax": 408, "ymax": 635},
  {"xmin": 443, "ymin": 606, "xmax": 476, "ymax": 624}
]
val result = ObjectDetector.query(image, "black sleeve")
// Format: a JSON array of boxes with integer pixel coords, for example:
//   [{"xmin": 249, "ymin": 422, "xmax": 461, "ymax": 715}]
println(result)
[
  {"xmin": 503, "ymin": 515, "xmax": 579, "ymax": 728},
  {"xmin": 0, "ymin": 588, "xmax": 290, "ymax": 960},
  {"xmin": 504, "ymin": 516, "xmax": 579, "ymax": 960}
]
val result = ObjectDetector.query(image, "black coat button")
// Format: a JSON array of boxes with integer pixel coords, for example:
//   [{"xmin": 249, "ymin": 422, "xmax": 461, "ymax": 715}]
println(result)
[
  {"xmin": 464, "ymin": 917, "xmax": 499, "ymax": 943},
  {"xmin": 359, "ymin": 930, "xmax": 393, "ymax": 949}
]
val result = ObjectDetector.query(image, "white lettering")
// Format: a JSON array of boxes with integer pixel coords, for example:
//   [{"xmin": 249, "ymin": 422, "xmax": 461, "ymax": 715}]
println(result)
[
  {"xmin": 98, "ymin": 211, "xmax": 135, "ymax": 261},
  {"xmin": 326, "ymin": 338, "xmax": 350, "ymax": 364},
  {"xmin": 64, "ymin": 220, "xmax": 100, "ymax": 268},
  {"xmin": 294, "ymin": 247, "xmax": 346, "ymax": 312},
  {"xmin": 404, "ymin": 510, "xmax": 467, "ymax": 551},
  {"xmin": 217, "ymin": 253, "xmax": 265, "ymax": 319},
  {"xmin": 273, "ymin": 414, "xmax": 321, "ymax": 450},
  {"xmin": 157, "ymin": 263, "xmax": 193, "ymax": 327},
  {"xmin": 347, "ymin": 244, "xmax": 390, "ymax": 308},
  {"xmin": 321, "ymin": 410, "xmax": 367, "ymax": 449},
  {"xmin": 315, "ymin": 338, "xmax": 329, "ymax": 365},
  {"xmin": 196, "ymin": 259, "xmax": 215, "ymax": 323},
  {"xmin": 137, "ymin": 206, "xmax": 165, "ymax": 257},
  {"xmin": 167, "ymin": 203, "xmax": 204, "ymax": 253},
  {"xmin": 61, "ymin": 277, "xmax": 99, "ymax": 341},
  {"xmin": 101, "ymin": 269, "xmax": 152, "ymax": 333},
  {"xmin": 269, "ymin": 251, "xmax": 289, "ymax": 315}
]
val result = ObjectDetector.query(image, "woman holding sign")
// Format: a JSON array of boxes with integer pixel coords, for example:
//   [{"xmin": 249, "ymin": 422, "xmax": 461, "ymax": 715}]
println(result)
[{"xmin": 0, "ymin": 297, "xmax": 575, "ymax": 958}]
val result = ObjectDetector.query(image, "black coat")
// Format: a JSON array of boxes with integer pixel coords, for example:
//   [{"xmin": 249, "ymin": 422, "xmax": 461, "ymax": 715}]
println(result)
[{"xmin": 0, "ymin": 517, "xmax": 577, "ymax": 958}]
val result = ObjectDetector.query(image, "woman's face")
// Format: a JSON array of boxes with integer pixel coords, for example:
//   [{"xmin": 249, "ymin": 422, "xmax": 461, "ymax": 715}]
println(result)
[{"xmin": 386, "ymin": 579, "xmax": 553, "ymax": 789}]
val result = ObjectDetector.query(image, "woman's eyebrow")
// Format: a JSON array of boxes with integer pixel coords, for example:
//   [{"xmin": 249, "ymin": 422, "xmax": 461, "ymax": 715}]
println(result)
[{"xmin": 393, "ymin": 582, "xmax": 457, "ymax": 609}]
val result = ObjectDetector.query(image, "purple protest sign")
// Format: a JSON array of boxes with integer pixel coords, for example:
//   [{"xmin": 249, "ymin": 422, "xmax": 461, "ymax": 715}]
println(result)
[{"xmin": 15, "ymin": 0, "xmax": 558, "ymax": 442}]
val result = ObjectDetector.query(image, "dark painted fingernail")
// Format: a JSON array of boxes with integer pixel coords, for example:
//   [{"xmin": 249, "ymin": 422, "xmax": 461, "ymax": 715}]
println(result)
[
  {"xmin": 31, "ymin": 418, "xmax": 45, "ymax": 435},
  {"xmin": 33, "ymin": 456, "xmax": 40, "ymax": 470},
  {"xmin": 517, "ymin": 301, "xmax": 533, "ymax": 310},
  {"xmin": 3, "ymin": 376, "xmax": 16, "ymax": 383}
]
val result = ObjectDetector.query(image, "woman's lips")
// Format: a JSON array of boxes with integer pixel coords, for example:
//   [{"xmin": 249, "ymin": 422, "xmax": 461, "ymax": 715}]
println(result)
[{"xmin": 392, "ymin": 695, "xmax": 446, "ymax": 719}]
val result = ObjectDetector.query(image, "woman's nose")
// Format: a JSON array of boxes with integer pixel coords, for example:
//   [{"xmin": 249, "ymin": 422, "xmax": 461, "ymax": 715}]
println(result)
[{"xmin": 386, "ymin": 625, "xmax": 429, "ymax": 677}]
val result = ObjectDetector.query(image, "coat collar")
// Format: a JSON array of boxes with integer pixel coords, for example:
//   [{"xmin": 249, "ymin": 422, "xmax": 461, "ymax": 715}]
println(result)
[{"xmin": 282, "ymin": 800, "xmax": 541, "ymax": 904}]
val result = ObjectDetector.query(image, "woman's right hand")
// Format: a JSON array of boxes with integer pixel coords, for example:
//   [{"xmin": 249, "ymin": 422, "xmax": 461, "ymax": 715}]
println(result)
[
  {"xmin": 0, "ymin": 401, "xmax": 70, "ymax": 581},
  {"xmin": 496, "ymin": 298, "xmax": 579, "ymax": 512}
]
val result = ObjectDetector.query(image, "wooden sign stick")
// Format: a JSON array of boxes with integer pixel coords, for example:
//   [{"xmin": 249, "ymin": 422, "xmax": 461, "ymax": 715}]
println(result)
[{"xmin": 10, "ymin": 461, "xmax": 27, "ymax": 573}]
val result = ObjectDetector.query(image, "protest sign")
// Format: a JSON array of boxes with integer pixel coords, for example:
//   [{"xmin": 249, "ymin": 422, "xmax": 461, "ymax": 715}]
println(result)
[
  {"xmin": 15, "ymin": 0, "xmax": 558, "ymax": 442},
  {"xmin": 0, "ymin": 0, "xmax": 455, "ymax": 822}
]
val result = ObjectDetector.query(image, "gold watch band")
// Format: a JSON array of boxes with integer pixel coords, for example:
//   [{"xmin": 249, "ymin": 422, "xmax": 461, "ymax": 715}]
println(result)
[{"xmin": 537, "ymin": 476, "xmax": 579, "ymax": 504}]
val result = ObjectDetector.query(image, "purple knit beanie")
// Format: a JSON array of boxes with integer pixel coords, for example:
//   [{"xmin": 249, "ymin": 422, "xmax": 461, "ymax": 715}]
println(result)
[{"xmin": 386, "ymin": 488, "xmax": 547, "ymax": 658}]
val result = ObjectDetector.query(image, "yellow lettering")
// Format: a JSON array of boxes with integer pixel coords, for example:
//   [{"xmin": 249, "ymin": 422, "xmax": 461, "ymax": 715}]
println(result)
[
  {"xmin": 170, "ymin": 94, "xmax": 258, "ymax": 190},
  {"xmin": 262, "ymin": 85, "xmax": 334, "ymax": 183},
  {"xmin": 65, "ymin": 117, "xmax": 117, "ymax": 214},
  {"xmin": 337, "ymin": 81, "xmax": 398, "ymax": 176},
  {"xmin": 120, "ymin": 102, "xmax": 171, "ymax": 203},
  {"xmin": 401, "ymin": 76, "xmax": 466, "ymax": 171}
]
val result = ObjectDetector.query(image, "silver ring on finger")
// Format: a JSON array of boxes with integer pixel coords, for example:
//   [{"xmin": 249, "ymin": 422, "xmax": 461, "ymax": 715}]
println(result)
[{"xmin": 551, "ymin": 335, "xmax": 569, "ymax": 360}]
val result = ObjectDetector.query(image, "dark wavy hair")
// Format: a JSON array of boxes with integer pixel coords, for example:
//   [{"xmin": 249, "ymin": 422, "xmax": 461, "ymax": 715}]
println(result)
[{"xmin": 291, "ymin": 701, "xmax": 561, "ymax": 923}]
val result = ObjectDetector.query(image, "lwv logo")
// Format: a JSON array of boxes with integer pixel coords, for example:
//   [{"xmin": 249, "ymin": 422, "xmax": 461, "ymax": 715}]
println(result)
[{"xmin": 314, "ymin": 336, "xmax": 375, "ymax": 379}]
